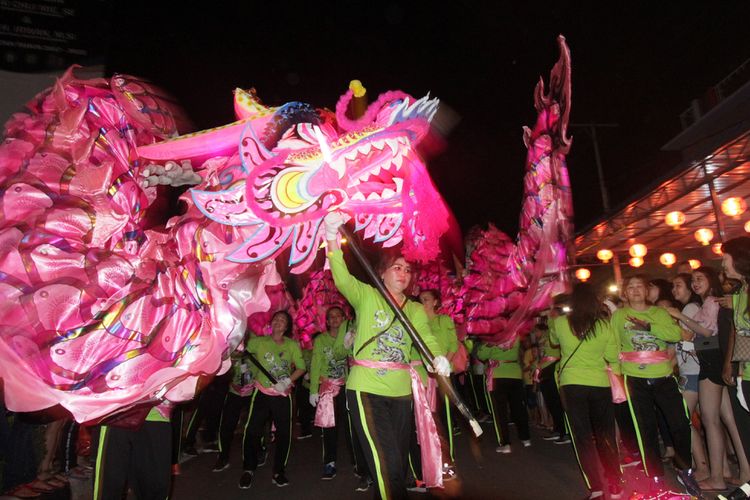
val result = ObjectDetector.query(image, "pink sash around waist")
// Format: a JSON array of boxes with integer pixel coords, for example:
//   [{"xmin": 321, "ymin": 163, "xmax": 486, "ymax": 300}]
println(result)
[
  {"xmin": 351, "ymin": 359, "xmax": 443, "ymax": 489},
  {"xmin": 252, "ymin": 380, "xmax": 292, "ymax": 397},
  {"xmin": 314, "ymin": 377, "xmax": 345, "ymax": 428},
  {"xmin": 619, "ymin": 350, "xmax": 672, "ymax": 364}
]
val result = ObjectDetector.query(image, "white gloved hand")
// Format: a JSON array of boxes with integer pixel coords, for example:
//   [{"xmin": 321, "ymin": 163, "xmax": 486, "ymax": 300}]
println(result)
[
  {"xmin": 343, "ymin": 329, "xmax": 356, "ymax": 350},
  {"xmin": 324, "ymin": 211, "xmax": 347, "ymax": 241},
  {"xmin": 309, "ymin": 393, "xmax": 319, "ymax": 407},
  {"xmin": 273, "ymin": 378, "xmax": 292, "ymax": 394},
  {"xmin": 427, "ymin": 355, "xmax": 452, "ymax": 377}
]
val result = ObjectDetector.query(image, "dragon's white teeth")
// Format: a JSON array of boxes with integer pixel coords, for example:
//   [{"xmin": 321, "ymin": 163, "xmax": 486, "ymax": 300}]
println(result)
[
  {"xmin": 351, "ymin": 192, "xmax": 366, "ymax": 201},
  {"xmin": 344, "ymin": 148, "xmax": 359, "ymax": 161},
  {"xmin": 392, "ymin": 154, "xmax": 404, "ymax": 170},
  {"xmin": 382, "ymin": 188, "xmax": 396, "ymax": 198},
  {"xmin": 385, "ymin": 138, "xmax": 400, "ymax": 155},
  {"xmin": 366, "ymin": 192, "xmax": 380, "ymax": 201},
  {"xmin": 393, "ymin": 178, "xmax": 404, "ymax": 192},
  {"xmin": 358, "ymin": 142, "xmax": 372, "ymax": 156}
]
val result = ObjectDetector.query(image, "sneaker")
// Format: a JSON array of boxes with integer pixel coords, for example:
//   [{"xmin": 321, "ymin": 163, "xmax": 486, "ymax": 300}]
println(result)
[
  {"xmin": 297, "ymin": 431, "xmax": 313, "ymax": 440},
  {"xmin": 201, "ymin": 441, "xmax": 220, "ymax": 453},
  {"xmin": 322, "ymin": 462, "xmax": 336, "ymax": 480},
  {"xmin": 406, "ymin": 479, "xmax": 427, "ymax": 493},
  {"xmin": 542, "ymin": 432, "xmax": 561, "ymax": 441},
  {"xmin": 442, "ymin": 463, "xmax": 457, "ymax": 482},
  {"xmin": 554, "ymin": 434, "xmax": 571, "ymax": 445},
  {"xmin": 522, "ymin": 439, "xmax": 532, "ymax": 448},
  {"xmin": 496, "ymin": 444, "xmax": 511, "ymax": 454},
  {"xmin": 257, "ymin": 448, "xmax": 268, "ymax": 467},
  {"xmin": 586, "ymin": 491, "xmax": 603, "ymax": 499},
  {"xmin": 238, "ymin": 470, "xmax": 254, "ymax": 489},
  {"xmin": 608, "ymin": 480, "xmax": 624, "ymax": 500},
  {"xmin": 183, "ymin": 445, "xmax": 199, "ymax": 457},
  {"xmin": 272, "ymin": 473, "xmax": 289, "ymax": 487},
  {"xmin": 452, "ymin": 426, "xmax": 462, "ymax": 436},
  {"xmin": 621, "ymin": 454, "xmax": 641, "ymax": 468},
  {"xmin": 213, "ymin": 457, "xmax": 230, "ymax": 472},
  {"xmin": 676, "ymin": 468, "xmax": 701, "ymax": 497},
  {"xmin": 355, "ymin": 476, "xmax": 372, "ymax": 492}
]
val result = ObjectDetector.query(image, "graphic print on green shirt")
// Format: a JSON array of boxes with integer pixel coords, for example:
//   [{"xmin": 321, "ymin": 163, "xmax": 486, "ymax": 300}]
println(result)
[
  {"xmin": 328, "ymin": 249, "xmax": 444, "ymax": 398},
  {"xmin": 612, "ymin": 306, "xmax": 680, "ymax": 378},
  {"xmin": 245, "ymin": 336, "xmax": 305, "ymax": 388},
  {"xmin": 310, "ymin": 331, "xmax": 349, "ymax": 394}
]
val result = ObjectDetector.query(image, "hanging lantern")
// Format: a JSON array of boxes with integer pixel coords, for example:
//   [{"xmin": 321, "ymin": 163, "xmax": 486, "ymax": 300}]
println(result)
[
  {"xmin": 689, "ymin": 259, "xmax": 701, "ymax": 270},
  {"xmin": 575, "ymin": 268, "xmax": 591, "ymax": 282},
  {"xmin": 712, "ymin": 243, "xmax": 723, "ymax": 255},
  {"xmin": 629, "ymin": 257, "xmax": 644, "ymax": 268},
  {"xmin": 596, "ymin": 249, "xmax": 614, "ymax": 263},
  {"xmin": 664, "ymin": 211, "xmax": 686, "ymax": 229},
  {"xmin": 745, "ymin": 220, "xmax": 750, "ymax": 233},
  {"xmin": 694, "ymin": 228, "xmax": 714, "ymax": 246},
  {"xmin": 659, "ymin": 252, "xmax": 677, "ymax": 268},
  {"xmin": 608, "ymin": 284, "xmax": 619, "ymax": 293},
  {"xmin": 721, "ymin": 197, "xmax": 747, "ymax": 218},
  {"xmin": 629, "ymin": 243, "xmax": 647, "ymax": 258}
]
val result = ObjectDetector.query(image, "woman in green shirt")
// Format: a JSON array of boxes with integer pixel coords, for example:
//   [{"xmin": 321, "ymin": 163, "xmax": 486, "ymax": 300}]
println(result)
[
  {"xmin": 550, "ymin": 283, "xmax": 622, "ymax": 500},
  {"xmin": 238, "ymin": 310, "xmax": 306, "ymax": 490},
  {"xmin": 613, "ymin": 275, "xmax": 700, "ymax": 497},
  {"xmin": 324, "ymin": 212, "xmax": 449, "ymax": 499}
]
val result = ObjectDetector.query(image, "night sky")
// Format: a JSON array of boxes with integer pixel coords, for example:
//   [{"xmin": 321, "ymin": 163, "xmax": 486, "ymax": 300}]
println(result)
[{"xmin": 106, "ymin": 2, "xmax": 750, "ymax": 238}]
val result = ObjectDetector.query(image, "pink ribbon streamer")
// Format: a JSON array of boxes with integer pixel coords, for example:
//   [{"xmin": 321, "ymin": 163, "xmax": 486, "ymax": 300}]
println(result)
[
  {"xmin": 314, "ymin": 377, "xmax": 345, "ymax": 428},
  {"xmin": 619, "ymin": 350, "xmax": 672, "ymax": 364},
  {"xmin": 532, "ymin": 356, "xmax": 560, "ymax": 383},
  {"xmin": 485, "ymin": 360, "xmax": 499, "ymax": 392},
  {"xmin": 351, "ymin": 359, "xmax": 443, "ymax": 489},
  {"xmin": 411, "ymin": 361, "xmax": 438, "ymax": 412}
]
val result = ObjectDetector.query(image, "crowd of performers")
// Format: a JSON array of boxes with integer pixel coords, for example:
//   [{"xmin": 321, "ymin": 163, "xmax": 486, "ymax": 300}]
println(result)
[{"xmin": 6, "ymin": 220, "xmax": 750, "ymax": 500}]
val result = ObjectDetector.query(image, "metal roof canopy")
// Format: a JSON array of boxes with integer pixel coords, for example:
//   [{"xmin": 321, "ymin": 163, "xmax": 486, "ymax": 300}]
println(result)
[{"xmin": 575, "ymin": 129, "xmax": 750, "ymax": 263}]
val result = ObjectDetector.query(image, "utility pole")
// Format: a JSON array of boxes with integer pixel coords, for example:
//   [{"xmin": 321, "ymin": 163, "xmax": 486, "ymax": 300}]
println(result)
[{"xmin": 570, "ymin": 123, "xmax": 618, "ymax": 213}]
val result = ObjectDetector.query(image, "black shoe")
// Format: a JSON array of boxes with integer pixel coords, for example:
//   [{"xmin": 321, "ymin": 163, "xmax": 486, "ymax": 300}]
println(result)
[
  {"xmin": 183, "ymin": 445, "xmax": 199, "ymax": 457},
  {"xmin": 355, "ymin": 476, "xmax": 372, "ymax": 492},
  {"xmin": 213, "ymin": 457, "xmax": 230, "ymax": 472},
  {"xmin": 676, "ymin": 468, "xmax": 702, "ymax": 497},
  {"xmin": 238, "ymin": 470, "xmax": 254, "ymax": 489},
  {"xmin": 322, "ymin": 462, "xmax": 336, "ymax": 480},
  {"xmin": 452, "ymin": 426, "xmax": 462, "ymax": 436},
  {"xmin": 272, "ymin": 473, "xmax": 289, "ymax": 487},
  {"xmin": 297, "ymin": 431, "xmax": 312, "ymax": 440},
  {"xmin": 257, "ymin": 448, "xmax": 268, "ymax": 467}
]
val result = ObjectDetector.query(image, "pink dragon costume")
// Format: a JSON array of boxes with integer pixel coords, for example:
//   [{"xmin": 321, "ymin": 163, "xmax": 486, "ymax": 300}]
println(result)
[
  {"xmin": 419, "ymin": 36, "xmax": 574, "ymax": 347},
  {"xmin": 462, "ymin": 36, "xmax": 573, "ymax": 346},
  {"xmin": 0, "ymin": 67, "xmax": 450, "ymax": 423}
]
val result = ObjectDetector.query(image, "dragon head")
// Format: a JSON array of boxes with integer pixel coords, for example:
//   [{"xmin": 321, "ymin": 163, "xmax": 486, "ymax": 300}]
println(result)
[{"xmin": 191, "ymin": 90, "xmax": 449, "ymax": 273}]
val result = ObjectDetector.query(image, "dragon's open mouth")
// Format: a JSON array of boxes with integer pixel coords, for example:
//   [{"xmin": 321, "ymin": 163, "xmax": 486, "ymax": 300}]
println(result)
[{"xmin": 340, "ymin": 135, "xmax": 410, "ymax": 203}]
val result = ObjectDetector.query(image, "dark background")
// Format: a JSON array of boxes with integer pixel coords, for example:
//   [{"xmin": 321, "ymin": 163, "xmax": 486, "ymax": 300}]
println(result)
[{"xmin": 101, "ymin": 2, "xmax": 750, "ymax": 238}]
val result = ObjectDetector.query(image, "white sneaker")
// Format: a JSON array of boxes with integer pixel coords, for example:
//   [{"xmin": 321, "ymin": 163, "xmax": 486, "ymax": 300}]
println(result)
[
  {"xmin": 495, "ymin": 444, "xmax": 511, "ymax": 454},
  {"xmin": 522, "ymin": 439, "xmax": 531, "ymax": 447}
]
